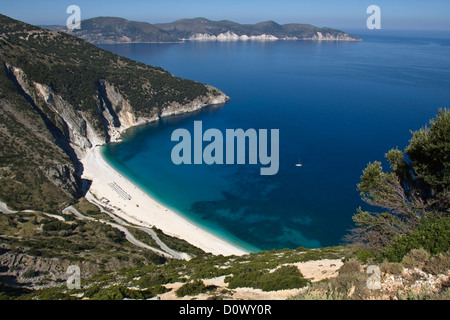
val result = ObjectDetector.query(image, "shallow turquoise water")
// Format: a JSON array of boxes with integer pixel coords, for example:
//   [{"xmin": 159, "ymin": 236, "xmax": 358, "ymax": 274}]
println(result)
[{"xmin": 100, "ymin": 31, "xmax": 450, "ymax": 251}]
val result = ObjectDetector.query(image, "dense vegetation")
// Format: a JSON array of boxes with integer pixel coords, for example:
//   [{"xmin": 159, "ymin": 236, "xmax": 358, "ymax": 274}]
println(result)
[
  {"xmin": 347, "ymin": 109, "xmax": 449, "ymax": 257},
  {"xmin": 0, "ymin": 14, "xmax": 209, "ymax": 116},
  {"xmin": 381, "ymin": 216, "xmax": 450, "ymax": 262},
  {"xmin": 0, "ymin": 14, "xmax": 447, "ymax": 301},
  {"xmin": 0, "ymin": 211, "xmax": 164, "ymax": 267},
  {"xmin": 225, "ymin": 265, "xmax": 309, "ymax": 291},
  {"xmin": 0, "ymin": 14, "xmax": 217, "ymax": 212},
  {"xmin": 0, "ymin": 211, "xmax": 346, "ymax": 301},
  {"xmin": 0, "ymin": 64, "xmax": 76, "ymax": 212},
  {"xmin": 176, "ymin": 279, "xmax": 209, "ymax": 297}
]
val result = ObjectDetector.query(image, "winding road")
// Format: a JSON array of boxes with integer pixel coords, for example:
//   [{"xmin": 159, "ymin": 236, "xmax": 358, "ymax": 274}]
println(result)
[
  {"xmin": 1, "ymin": 198, "xmax": 190, "ymax": 260},
  {"xmin": 0, "ymin": 201, "xmax": 16, "ymax": 214},
  {"xmin": 62, "ymin": 204, "xmax": 190, "ymax": 260}
]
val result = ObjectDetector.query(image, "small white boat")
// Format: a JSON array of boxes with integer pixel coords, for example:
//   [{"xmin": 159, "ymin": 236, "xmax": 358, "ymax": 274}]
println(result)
[{"xmin": 296, "ymin": 158, "xmax": 303, "ymax": 167}]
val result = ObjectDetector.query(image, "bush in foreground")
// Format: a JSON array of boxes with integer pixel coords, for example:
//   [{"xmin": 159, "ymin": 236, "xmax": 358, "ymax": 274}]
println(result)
[
  {"xmin": 382, "ymin": 216, "xmax": 449, "ymax": 262},
  {"xmin": 225, "ymin": 265, "xmax": 309, "ymax": 292},
  {"xmin": 176, "ymin": 280, "xmax": 208, "ymax": 297}
]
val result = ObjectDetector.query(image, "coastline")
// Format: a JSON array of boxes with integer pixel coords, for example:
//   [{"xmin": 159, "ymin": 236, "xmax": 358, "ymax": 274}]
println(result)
[{"xmin": 80, "ymin": 146, "xmax": 249, "ymax": 256}]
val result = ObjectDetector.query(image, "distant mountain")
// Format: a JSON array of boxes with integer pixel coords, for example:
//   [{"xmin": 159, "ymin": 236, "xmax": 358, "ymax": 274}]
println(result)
[
  {"xmin": 156, "ymin": 17, "xmax": 361, "ymax": 41},
  {"xmin": 53, "ymin": 17, "xmax": 178, "ymax": 44},
  {"xmin": 0, "ymin": 14, "xmax": 227, "ymax": 212},
  {"xmin": 49, "ymin": 17, "xmax": 360, "ymax": 44}
]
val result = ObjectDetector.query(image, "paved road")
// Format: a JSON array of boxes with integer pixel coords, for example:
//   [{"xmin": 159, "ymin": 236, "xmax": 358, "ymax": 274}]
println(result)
[
  {"xmin": 85, "ymin": 193, "xmax": 191, "ymax": 260},
  {"xmin": 135, "ymin": 226, "xmax": 190, "ymax": 260},
  {"xmin": 1, "ymin": 200, "xmax": 187, "ymax": 260},
  {"xmin": 62, "ymin": 206, "xmax": 173, "ymax": 259},
  {"xmin": 0, "ymin": 201, "xmax": 16, "ymax": 214}
]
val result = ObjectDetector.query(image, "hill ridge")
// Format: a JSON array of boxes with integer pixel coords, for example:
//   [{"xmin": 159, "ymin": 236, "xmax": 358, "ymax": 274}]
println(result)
[{"xmin": 47, "ymin": 16, "xmax": 361, "ymax": 44}]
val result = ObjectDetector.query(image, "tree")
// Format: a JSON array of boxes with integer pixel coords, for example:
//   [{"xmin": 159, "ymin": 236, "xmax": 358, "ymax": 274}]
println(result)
[{"xmin": 347, "ymin": 109, "xmax": 449, "ymax": 250}]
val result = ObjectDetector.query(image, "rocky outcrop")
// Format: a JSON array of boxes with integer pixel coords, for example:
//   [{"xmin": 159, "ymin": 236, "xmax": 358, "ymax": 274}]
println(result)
[
  {"xmin": 0, "ymin": 249, "xmax": 98, "ymax": 287},
  {"xmin": 7, "ymin": 65, "xmax": 227, "ymax": 157},
  {"xmin": 187, "ymin": 31, "xmax": 360, "ymax": 42},
  {"xmin": 188, "ymin": 32, "xmax": 278, "ymax": 42},
  {"xmin": 96, "ymin": 80, "xmax": 161, "ymax": 144},
  {"xmin": 310, "ymin": 31, "xmax": 360, "ymax": 41},
  {"xmin": 4, "ymin": 64, "xmax": 228, "ymax": 200},
  {"xmin": 7, "ymin": 64, "xmax": 99, "ymax": 160},
  {"xmin": 0, "ymin": 13, "xmax": 231, "ymax": 212},
  {"xmin": 160, "ymin": 85, "xmax": 229, "ymax": 117}
]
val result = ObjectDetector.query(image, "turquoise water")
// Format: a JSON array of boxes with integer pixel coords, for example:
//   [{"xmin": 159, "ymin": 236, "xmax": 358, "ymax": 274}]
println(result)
[{"xmin": 99, "ymin": 31, "xmax": 450, "ymax": 251}]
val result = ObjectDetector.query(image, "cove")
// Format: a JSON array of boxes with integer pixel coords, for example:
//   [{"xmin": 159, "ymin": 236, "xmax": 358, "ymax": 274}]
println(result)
[{"xmin": 100, "ymin": 32, "xmax": 450, "ymax": 251}]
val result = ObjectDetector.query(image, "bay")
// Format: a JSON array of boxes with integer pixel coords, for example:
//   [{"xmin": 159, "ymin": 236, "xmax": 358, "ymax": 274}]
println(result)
[{"xmin": 99, "ymin": 31, "xmax": 450, "ymax": 251}]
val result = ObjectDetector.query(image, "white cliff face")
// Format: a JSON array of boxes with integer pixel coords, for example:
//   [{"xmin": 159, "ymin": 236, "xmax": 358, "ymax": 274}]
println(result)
[
  {"xmin": 187, "ymin": 30, "xmax": 360, "ymax": 42},
  {"xmin": 188, "ymin": 31, "xmax": 278, "ymax": 42},
  {"xmin": 102, "ymin": 81, "xmax": 136, "ymax": 128},
  {"xmin": 7, "ymin": 65, "xmax": 228, "ymax": 159},
  {"xmin": 98, "ymin": 81, "xmax": 162, "ymax": 142},
  {"xmin": 9, "ymin": 65, "xmax": 100, "ymax": 158},
  {"xmin": 311, "ymin": 31, "xmax": 360, "ymax": 41},
  {"xmin": 160, "ymin": 86, "xmax": 229, "ymax": 117},
  {"xmin": 4, "ymin": 63, "xmax": 229, "ymax": 202}
]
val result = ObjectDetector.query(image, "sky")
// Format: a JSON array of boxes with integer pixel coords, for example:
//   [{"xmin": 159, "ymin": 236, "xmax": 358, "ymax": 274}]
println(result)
[{"xmin": 0, "ymin": 0, "xmax": 449, "ymax": 31}]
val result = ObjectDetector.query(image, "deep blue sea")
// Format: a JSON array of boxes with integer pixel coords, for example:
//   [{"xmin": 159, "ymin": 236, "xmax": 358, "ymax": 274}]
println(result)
[{"xmin": 99, "ymin": 30, "xmax": 450, "ymax": 252}]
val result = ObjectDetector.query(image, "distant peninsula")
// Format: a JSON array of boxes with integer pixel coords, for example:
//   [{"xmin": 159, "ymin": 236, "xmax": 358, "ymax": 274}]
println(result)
[{"xmin": 47, "ymin": 17, "xmax": 361, "ymax": 44}]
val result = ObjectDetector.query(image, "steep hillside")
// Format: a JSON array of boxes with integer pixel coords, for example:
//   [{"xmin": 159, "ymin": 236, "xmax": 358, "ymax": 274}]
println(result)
[
  {"xmin": 0, "ymin": 14, "xmax": 228, "ymax": 212},
  {"xmin": 60, "ymin": 17, "xmax": 178, "ymax": 44}
]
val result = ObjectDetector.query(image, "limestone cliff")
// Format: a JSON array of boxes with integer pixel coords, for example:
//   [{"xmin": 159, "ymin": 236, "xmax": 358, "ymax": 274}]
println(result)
[
  {"xmin": 48, "ymin": 17, "xmax": 361, "ymax": 44},
  {"xmin": 4, "ymin": 62, "xmax": 228, "ymax": 164},
  {"xmin": 0, "ymin": 14, "xmax": 229, "ymax": 211}
]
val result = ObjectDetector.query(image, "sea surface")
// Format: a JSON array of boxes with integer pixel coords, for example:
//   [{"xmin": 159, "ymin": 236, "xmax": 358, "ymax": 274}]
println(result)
[{"xmin": 99, "ymin": 30, "xmax": 450, "ymax": 252}]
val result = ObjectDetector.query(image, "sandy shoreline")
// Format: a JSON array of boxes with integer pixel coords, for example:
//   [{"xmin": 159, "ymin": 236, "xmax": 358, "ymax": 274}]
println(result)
[{"xmin": 80, "ymin": 146, "xmax": 248, "ymax": 256}]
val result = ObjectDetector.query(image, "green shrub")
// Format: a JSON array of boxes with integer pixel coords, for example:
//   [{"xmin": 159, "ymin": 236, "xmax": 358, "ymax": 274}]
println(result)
[
  {"xmin": 258, "ymin": 266, "xmax": 309, "ymax": 291},
  {"xmin": 380, "ymin": 261, "xmax": 403, "ymax": 275},
  {"xmin": 355, "ymin": 249, "xmax": 378, "ymax": 263},
  {"xmin": 22, "ymin": 268, "xmax": 40, "ymax": 278},
  {"xmin": 291, "ymin": 270, "xmax": 369, "ymax": 300},
  {"xmin": 331, "ymin": 272, "xmax": 370, "ymax": 299},
  {"xmin": 382, "ymin": 216, "xmax": 450, "ymax": 262},
  {"xmin": 32, "ymin": 287, "xmax": 77, "ymax": 300},
  {"xmin": 74, "ymin": 198, "xmax": 101, "ymax": 216},
  {"xmin": 423, "ymin": 251, "xmax": 450, "ymax": 275},
  {"xmin": 135, "ymin": 273, "xmax": 170, "ymax": 288},
  {"xmin": 338, "ymin": 260, "xmax": 361, "ymax": 275},
  {"xmin": 191, "ymin": 263, "xmax": 226, "ymax": 280},
  {"xmin": 152, "ymin": 228, "xmax": 205, "ymax": 256},
  {"xmin": 176, "ymin": 280, "xmax": 208, "ymax": 297},
  {"xmin": 105, "ymin": 228, "xmax": 126, "ymax": 244},
  {"xmin": 83, "ymin": 284, "xmax": 101, "ymax": 298},
  {"xmin": 42, "ymin": 220, "xmax": 73, "ymax": 232},
  {"xmin": 90, "ymin": 285, "xmax": 155, "ymax": 300},
  {"xmin": 224, "ymin": 264, "xmax": 265, "ymax": 290},
  {"xmin": 402, "ymin": 248, "xmax": 430, "ymax": 269},
  {"xmin": 225, "ymin": 265, "xmax": 309, "ymax": 292}
]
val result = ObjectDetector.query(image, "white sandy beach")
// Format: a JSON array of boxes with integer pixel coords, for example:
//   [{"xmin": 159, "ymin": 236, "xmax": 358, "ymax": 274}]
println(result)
[{"xmin": 81, "ymin": 146, "xmax": 248, "ymax": 256}]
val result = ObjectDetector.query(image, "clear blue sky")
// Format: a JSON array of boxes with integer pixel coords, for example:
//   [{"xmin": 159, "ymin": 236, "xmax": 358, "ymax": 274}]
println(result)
[{"xmin": 1, "ymin": 0, "xmax": 449, "ymax": 31}]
